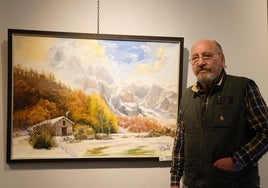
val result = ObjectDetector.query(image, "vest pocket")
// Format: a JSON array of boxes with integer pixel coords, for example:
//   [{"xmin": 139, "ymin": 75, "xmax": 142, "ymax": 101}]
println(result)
[
  {"xmin": 204, "ymin": 166, "xmax": 239, "ymax": 188},
  {"xmin": 207, "ymin": 107, "xmax": 234, "ymax": 128},
  {"xmin": 204, "ymin": 95, "xmax": 234, "ymax": 128}
]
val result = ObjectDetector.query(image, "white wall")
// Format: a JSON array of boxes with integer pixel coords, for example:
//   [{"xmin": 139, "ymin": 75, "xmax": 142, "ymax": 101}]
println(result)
[{"xmin": 0, "ymin": 0, "xmax": 267, "ymax": 187}]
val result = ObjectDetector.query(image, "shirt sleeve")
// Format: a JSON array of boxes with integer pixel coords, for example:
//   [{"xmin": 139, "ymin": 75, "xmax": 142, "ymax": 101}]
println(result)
[
  {"xmin": 233, "ymin": 80, "xmax": 268, "ymax": 169},
  {"xmin": 170, "ymin": 115, "xmax": 185, "ymax": 186}
]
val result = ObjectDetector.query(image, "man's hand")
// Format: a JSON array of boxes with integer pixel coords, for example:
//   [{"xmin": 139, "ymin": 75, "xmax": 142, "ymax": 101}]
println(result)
[{"xmin": 213, "ymin": 157, "xmax": 235, "ymax": 171}]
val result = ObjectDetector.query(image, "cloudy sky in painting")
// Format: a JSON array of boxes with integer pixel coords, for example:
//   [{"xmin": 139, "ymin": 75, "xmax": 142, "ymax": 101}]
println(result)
[{"xmin": 13, "ymin": 35, "xmax": 179, "ymax": 90}]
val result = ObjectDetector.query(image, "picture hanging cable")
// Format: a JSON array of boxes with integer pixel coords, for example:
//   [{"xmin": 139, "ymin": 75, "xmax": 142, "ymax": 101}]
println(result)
[{"xmin": 97, "ymin": 0, "xmax": 100, "ymax": 34}]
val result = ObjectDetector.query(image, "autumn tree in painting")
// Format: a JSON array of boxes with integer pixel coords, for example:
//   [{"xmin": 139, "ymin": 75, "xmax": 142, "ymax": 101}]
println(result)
[
  {"xmin": 13, "ymin": 64, "xmax": 69, "ymax": 131},
  {"xmin": 13, "ymin": 64, "xmax": 118, "ymax": 138},
  {"xmin": 88, "ymin": 93, "xmax": 118, "ymax": 134},
  {"xmin": 67, "ymin": 91, "xmax": 118, "ymax": 135}
]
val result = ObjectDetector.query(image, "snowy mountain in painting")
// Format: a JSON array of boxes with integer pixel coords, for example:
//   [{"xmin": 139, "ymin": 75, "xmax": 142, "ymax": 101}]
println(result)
[{"xmin": 75, "ymin": 64, "xmax": 178, "ymax": 126}]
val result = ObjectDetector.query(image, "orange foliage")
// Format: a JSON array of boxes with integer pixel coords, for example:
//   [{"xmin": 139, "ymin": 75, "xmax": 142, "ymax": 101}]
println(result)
[{"xmin": 118, "ymin": 115, "xmax": 163, "ymax": 133}]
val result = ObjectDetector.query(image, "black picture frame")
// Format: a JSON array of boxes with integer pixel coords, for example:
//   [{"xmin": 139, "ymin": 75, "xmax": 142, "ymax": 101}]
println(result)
[{"xmin": 7, "ymin": 29, "xmax": 184, "ymax": 163}]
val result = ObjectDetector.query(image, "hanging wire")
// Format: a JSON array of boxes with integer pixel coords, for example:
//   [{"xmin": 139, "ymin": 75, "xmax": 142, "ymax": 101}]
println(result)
[{"xmin": 97, "ymin": 0, "xmax": 100, "ymax": 34}]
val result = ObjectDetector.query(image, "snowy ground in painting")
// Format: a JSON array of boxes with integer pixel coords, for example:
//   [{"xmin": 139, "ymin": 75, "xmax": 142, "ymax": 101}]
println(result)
[{"xmin": 11, "ymin": 134, "xmax": 174, "ymax": 161}]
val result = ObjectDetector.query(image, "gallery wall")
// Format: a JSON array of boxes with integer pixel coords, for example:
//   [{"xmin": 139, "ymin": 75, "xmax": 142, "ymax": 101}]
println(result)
[{"xmin": 0, "ymin": 0, "xmax": 267, "ymax": 187}]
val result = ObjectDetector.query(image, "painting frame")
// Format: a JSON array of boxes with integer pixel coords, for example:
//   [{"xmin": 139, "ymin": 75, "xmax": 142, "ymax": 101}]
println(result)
[{"xmin": 7, "ymin": 29, "xmax": 184, "ymax": 163}]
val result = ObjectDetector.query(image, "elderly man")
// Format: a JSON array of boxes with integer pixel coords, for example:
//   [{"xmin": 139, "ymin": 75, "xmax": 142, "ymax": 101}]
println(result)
[{"xmin": 170, "ymin": 40, "xmax": 268, "ymax": 188}]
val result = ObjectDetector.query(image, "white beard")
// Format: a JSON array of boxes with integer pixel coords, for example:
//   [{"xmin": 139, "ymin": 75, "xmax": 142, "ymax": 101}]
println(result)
[{"xmin": 197, "ymin": 72, "xmax": 216, "ymax": 85}]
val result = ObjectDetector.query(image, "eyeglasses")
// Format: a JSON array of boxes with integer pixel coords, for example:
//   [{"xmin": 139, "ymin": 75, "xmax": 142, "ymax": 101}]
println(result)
[{"xmin": 190, "ymin": 52, "xmax": 222, "ymax": 65}]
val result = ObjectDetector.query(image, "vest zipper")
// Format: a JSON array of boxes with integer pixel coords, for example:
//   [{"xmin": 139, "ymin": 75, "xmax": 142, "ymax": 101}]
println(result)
[{"xmin": 200, "ymin": 93, "xmax": 210, "ymax": 186}]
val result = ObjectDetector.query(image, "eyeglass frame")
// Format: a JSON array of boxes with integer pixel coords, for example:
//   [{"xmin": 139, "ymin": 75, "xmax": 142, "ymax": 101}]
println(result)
[{"xmin": 189, "ymin": 52, "xmax": 223, "ymax": 65}]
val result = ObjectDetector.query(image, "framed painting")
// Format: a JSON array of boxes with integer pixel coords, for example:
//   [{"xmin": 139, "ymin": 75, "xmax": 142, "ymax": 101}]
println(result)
[{"xmin": 7, "ymin": 29, "xmax": 184, "ymax": 163}]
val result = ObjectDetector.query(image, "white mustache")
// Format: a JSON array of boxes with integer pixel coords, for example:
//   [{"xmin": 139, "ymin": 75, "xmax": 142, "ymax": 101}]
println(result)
[{"xmin": 197, "ymin": 67, "xmax": 210, "ymax": 72}]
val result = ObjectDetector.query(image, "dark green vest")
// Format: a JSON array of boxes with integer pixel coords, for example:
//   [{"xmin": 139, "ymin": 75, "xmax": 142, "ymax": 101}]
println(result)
[{"xmin": 181, "ymin": 75, "xmax": 260, "ymax": 188}]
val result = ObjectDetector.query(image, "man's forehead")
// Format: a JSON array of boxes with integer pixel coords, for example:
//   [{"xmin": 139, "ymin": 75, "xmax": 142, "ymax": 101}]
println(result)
[{"xmin": 191, "ymin": 41, "xmax": 217, "ymax": 53}]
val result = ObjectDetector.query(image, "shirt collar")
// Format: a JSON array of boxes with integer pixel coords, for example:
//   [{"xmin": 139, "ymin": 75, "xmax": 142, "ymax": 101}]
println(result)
[{"xmin": 191, "ymin": 70, "xmax": 226, "ymax": 93}]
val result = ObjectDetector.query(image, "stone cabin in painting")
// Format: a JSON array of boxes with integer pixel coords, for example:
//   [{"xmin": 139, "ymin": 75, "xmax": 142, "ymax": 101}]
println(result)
[{"xmin": 28, "ymin": 116, "xmax": 74, "ymax": 136}]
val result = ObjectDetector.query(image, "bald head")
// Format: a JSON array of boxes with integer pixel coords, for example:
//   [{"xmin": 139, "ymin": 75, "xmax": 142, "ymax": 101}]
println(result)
[{"xmin": 191, "ymin": 40, "xmax": 223, "ymax": 55}]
